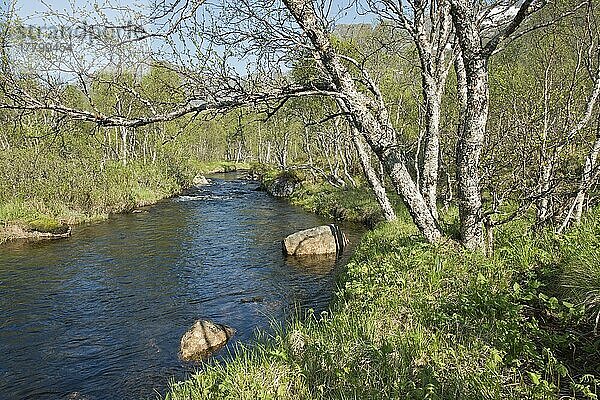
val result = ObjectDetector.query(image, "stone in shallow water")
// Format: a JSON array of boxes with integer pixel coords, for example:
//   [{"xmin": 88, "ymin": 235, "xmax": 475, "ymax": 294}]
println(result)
[
  {"xmin": 192, "ymin": 175, "xmax": 210, "ymax": 186},
  {"xmin": 265, "ymin": 174, "xmax": 300, "ymax": 197},
  {"xmin": 180, "ymin": 320, "xmax": 235, "ymax": 361},
  {"xmin": 286, "ymin": 253, "xmax": 337, "ymax": 275},
  {"xmin": 240, "ymin": 296, "xmax": 265, "ymax": 304},
  {"xmin": 65, "ymin": 392, "xmax": 90, "ymax": 400},
  {"xmin": 283, "ymin": 224, "xmax": 348, "ymax": 256}
]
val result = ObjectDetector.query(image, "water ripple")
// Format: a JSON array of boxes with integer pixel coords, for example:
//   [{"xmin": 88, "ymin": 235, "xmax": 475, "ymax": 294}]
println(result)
[{"xmin": 0, "ymin": 173, "xmax": 363, "ymax": 400}]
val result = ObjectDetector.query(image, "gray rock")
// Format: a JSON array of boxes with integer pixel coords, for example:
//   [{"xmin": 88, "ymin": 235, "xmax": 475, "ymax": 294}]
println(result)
[
  {"xmin": 283, "ymin": 224, "xmax": 348, "ymax": 256},
  {"xmin": 192, "ymin": 175, "xmax": 210, "ymax": 186},
  {"xmin": 180, "ymin": 320, "xmax": 235, "ymax": 361},
  {"xmin": 65, "ymin": 392, "xmax": 90, "ymax": 400},
  {"xmin": 266, "ymin": 175, "xmax": 300, "ymax": 197},
  {"xmin": 240, "ymin": 296, "xmax": 265, "ymax": 304}
]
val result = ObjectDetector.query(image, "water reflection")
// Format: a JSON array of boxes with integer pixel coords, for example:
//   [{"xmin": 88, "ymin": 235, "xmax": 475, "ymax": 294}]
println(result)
[
  {"xmin": 0, "ymin": 173, "xmax": 363, "ymax": 400},
  {"xmin": 285, "ymin": 254, "xmax": 338, "ymax": 276}
]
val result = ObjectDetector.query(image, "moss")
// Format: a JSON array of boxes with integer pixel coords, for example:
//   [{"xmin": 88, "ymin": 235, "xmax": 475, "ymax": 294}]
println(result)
[{"xmin": 26, "ymin": 216, "xmax": 66, "ymax": 234}]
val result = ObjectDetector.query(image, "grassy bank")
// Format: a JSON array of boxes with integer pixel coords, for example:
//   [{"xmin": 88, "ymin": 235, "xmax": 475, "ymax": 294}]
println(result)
[
  {"xmin": 165, "ymin": 181, "xmax": 599, "ymax": 399},
  {"xmin": 257, "ymin": 168, "xmax": 400, "ymax": 226},
  {"xmin": 0, "ymin": 158, "xmax": 248, "ymax": 244},
  {"xmin": 290, "ymin": 182, "xmax": 402, "ymax": 227},
  {"xmin": 195, "ymin": 161, "xmax": 250, "ymax": 174}
]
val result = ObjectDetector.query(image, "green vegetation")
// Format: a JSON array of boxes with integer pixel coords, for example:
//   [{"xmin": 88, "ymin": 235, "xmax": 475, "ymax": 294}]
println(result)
[
  {"xmin": 254, "ymin": 167, "xmax": 399, "ymax": 226},
  {"xmin": 0, "ymin": 1, "xmax": 598, "ymax": 397},
  {"xmin": 0, "ymin": 153, "xmax": 248, "ymax": 243},
  {"xmin": 194, "ymin": 161, "xmax": 251, "ymax": 174},
  {"xmin": 166, "ymin": 202, "xmax": 600, "ymax": 399},
  {"xmin": 290, "ymin": 182, "xmax": 399, "ymax": 226},
  {"xmin": 0, "ymin": 62, "xmax": 254, "ymax": 244}
]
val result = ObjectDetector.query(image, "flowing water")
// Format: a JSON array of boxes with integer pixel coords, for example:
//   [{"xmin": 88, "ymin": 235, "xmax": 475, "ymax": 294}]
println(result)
[{"xmin": 0, "ymin": 173, "xmax": 363, "ymax": 400}]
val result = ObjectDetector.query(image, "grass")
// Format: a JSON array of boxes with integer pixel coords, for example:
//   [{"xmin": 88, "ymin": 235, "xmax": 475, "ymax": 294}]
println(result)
[
  {"xmin": 164, "ymin": 186, "xmax": 600, "ymax": 399},
  {"xmin": 290, "ymin": 182, "xmax": 404, "ymax": 226},
  {"xmin": 193, "ymin": 161, "xmax": 251, "ymax": 174},
  {"xmin": 255, "ymin": 167, "xmax": 405, "ymax": 226},
  {"xmin": 0, "ymin": 154, "xmax": 249, "ymax": 243},
  {"xmin": 555, "ymin": 212, "xmax": 600, "ymax": 331}
]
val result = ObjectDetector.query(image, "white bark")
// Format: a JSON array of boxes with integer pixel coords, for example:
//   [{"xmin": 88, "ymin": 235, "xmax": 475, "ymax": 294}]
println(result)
[
  {"xmin": 352, "ymin": 131, "xmax": 397, "ymax": 222},
  {"xmin": 283, "ymin": 0, "xmax": 442, "ymax": 242},
  {"xmin": 450, "ymin": 0, "xmax": 537, "ymax": 250}
]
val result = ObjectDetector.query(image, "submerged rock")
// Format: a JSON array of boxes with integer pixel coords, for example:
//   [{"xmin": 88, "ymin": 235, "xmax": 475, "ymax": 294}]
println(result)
[
  {"xmin": 1, "ymin": 223, "xmax": 71, "ymax": 245},
  {"xmin": 192, "ymin": 175, "xmax": 210, "ymax": 186},
  {"xmin": 283, "ymin": 224, "xmax": 348, "ymax": 256},
  {"xmin": 180, "ymin": 320, "xmax": 235, "ymax": 361},
  {"xmin": 286, "ymin": 253, "xmax": 337, "ymax": 275},
  {"xmin": 244, "ymin": 171, "xmax": 261, "ymax": 181},
  {"xmin": 240, "ymin": 296, "xmax": 265, "ymax": 304},
  {"xmin": 39, "ymin": 226, "xmax": 72, "ymax": 239}
]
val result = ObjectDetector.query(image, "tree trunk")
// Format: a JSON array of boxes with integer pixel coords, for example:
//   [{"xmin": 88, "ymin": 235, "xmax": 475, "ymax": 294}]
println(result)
[
  {"xmin": 560, "ymin": 127, "xmax": 600, "ymax": 231},
  {"xmin": 120, "ymin": 126, "xmax": 128, "ymax": 165},
  {"xmin": 421, "ymin": 85, "xmax": 442, "ymax": 220},
  {"xmin": 455, "ymin": 58, "xmax": 486, "ymax": 250},
  {"xmin": 410, "ymin": 0, "xmax": 453, "ymax": 221},
  {"xmin": 351, "ymin": 126, "xmax": 396, "ymax": 221},
  {"xmin": 450, "ymin": 4, "xmax": 487, "ymax": 250},
  {"xmin": 283, "ymin": 0, "xmax": 442, "ymax": 242}
]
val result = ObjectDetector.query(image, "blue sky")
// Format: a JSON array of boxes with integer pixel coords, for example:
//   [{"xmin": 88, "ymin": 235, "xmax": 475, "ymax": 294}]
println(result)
[
  {"xmin": 13, "ymin": 0, "xmax": 374, "ymax": 25},
  {"xmin": 7, "ymin": 0, "xmax": 375, "ymax": 76}
]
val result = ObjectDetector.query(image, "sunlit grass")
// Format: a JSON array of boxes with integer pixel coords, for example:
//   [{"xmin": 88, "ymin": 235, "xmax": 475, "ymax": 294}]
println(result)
[{"xmin": 165, "ymin": 211, "xmax": 600, "ymax": 400}]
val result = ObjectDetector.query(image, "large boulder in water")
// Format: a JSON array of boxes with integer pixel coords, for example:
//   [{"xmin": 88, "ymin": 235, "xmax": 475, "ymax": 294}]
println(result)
[
  {"xmin": 180, "ymin": 320, "xmax": 235, "ymax": 361},
  {"xmin": 283, "ymin": 224, "xmax": 348, "ymax": 256},
  {"xmin": 192, "ymin": 174, "xmax": 210, "ymax": 186},
  {"xmin": 265, "ymin": 173, "xmax": 300, "ymax": 198}
]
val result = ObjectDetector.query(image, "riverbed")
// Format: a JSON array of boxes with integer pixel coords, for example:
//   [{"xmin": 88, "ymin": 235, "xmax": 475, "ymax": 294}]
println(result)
[{"xmin": 0, "ymin": 173, "xmax": 362, "ymax": 399}]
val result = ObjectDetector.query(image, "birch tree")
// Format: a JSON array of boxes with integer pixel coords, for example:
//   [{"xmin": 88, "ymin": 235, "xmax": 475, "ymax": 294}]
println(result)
[
  {"xmin": 368, "ymin": 0, "xmax": 455, "ymax": 220},
  {"xmin": 281, "ymin": 0, "xmax": 443, "ymax": 241},
  {"xmin": 448, "ymin": 0, "xmax": 544, "ymax": 249}
]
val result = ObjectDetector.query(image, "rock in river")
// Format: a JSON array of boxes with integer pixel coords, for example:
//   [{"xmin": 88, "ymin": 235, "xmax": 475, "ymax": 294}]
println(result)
[
  {"xmin": 192, "ymin": 174, "xmax": 210, "ymax": 186},
  {"xmin": 283, "ymin": 224, "xmax": 348, "ymax": 256},
  {"xmin": 265, "ymin": 174, "xmax": 300, "ymax": 197},
  {"xmin": 180, "ymin": 320, "xmax": 235, "ymax": 361}
]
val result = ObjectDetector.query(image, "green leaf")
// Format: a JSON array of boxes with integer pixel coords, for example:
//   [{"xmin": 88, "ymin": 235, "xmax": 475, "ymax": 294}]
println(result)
[{"xmin": 528, "ymin": 371, "xmax": 541, "ymax": 386}]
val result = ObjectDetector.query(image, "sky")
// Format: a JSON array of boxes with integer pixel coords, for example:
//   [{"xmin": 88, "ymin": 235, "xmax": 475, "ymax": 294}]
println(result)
[
  {"xmin": 3, "ymin": 0, "xmax": 375, "ymax": 78},
  {"xmin": 11, "ymin": 0, "xmax": 374, "ymax": 26},
  {"xmin": 9, "ymin": 1, "xmax": 374, "ymax": 62}
]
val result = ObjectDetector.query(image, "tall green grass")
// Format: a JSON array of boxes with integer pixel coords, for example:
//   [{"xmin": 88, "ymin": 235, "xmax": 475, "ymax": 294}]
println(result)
[
  {"xmin": 165, "ymin": 215, "xmax": 600, "ymax": 400},
  {"xmin": 290, "ymin": 182, "xmax": 403, "ymax": 226},
  {"xmin": 0, "ymin": 146, "xmax": 248, "ymax": 239},
  {"xmin": 254, "ymin": 168, "xmax": 407, "ymax": 226},
  {"xmin": 553, "ymin": 210, "xmax": 600, "ymax": 333}
]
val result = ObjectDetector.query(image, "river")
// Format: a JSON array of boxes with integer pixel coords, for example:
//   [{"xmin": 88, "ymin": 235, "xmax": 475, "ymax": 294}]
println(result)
[{"xmin": 0, "ymin": 173, "xmax": 363, "ymax": 400}]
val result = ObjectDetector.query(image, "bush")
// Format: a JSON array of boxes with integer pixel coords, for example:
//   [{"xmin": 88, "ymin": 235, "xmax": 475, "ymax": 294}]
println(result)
[{"xmin": 0, "ymin": 147, "xmax": 197, "ymax": 230}]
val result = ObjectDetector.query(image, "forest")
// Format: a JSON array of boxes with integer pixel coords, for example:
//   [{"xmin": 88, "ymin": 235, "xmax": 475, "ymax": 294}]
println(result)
[{"xmin": 1, "ymin": 0, "xmax": 600, "ymax": 398}]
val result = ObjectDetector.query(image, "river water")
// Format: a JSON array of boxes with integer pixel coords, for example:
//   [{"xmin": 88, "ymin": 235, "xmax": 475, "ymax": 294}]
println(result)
[{"xmin": 0, "ymin": 173, "xmax": 363, "ymax": 400}]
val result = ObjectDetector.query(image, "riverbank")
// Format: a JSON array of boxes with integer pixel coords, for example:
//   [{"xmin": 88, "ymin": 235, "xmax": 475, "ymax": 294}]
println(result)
[
  {"xmin": 165, "ymin": 176, "xmax": 599, "ymax": 399},
  {"xmin": 0, "ymin": 160, "xmax": 249, "ymax": 244},
  {"xmin": 257, "ymin": 168, "xmax": 402, "ymax": 226}
]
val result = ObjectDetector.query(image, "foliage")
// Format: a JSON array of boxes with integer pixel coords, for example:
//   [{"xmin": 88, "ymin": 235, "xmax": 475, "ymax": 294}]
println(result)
[
  {"xmin": 165, "ymin": 210, "xmax": 600, "ymax": 400},
  {"xmin": 0, "ymin": 63, "xmax": 255, "ymax": 240},
  {"xmin": 554, "ymin": 209, "xmax": 600, "ymax": 330},
  {"xmin": 290, "ymin": 182, "xmax": 400, "ymax": 227}
]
